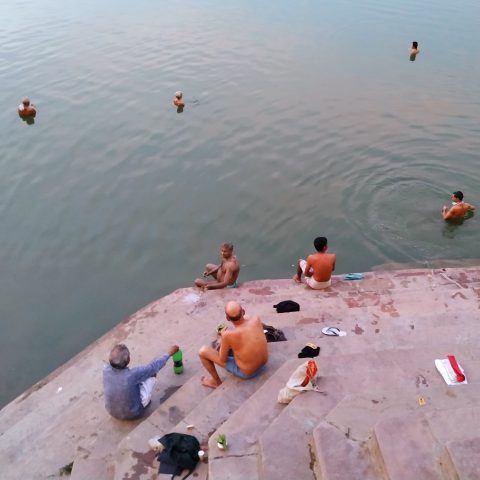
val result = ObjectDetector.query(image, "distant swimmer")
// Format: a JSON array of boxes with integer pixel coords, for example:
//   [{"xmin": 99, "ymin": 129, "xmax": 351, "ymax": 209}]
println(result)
[
  {"xmin": 18, "ymin": 97, "xmax": 36, "ymax": 117},
  {"xmin": 442, "ymin": 191, "xmax": 475, "ymax": 221},
  {"xmin": 410, "ymin": 41, "xmax": 419, "ymax": 55},
  {"xmin": 173, "ymin": 91, "xmax": 185, "ymax": 108}
]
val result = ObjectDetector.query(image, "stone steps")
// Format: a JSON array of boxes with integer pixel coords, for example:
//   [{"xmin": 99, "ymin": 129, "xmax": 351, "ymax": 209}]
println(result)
[
  {"xmin": 2, "ymin": 266, "xmax": 480, "ymax": 480},
  {"xmin": 112, "ymin": 340, "xmax": 304, "ymax": 479}
]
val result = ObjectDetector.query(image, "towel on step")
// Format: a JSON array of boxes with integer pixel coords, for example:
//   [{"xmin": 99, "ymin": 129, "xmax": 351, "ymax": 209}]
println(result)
[{"xmin": 435, "ymin": 356, "xmax": 468, "ymax": 385}]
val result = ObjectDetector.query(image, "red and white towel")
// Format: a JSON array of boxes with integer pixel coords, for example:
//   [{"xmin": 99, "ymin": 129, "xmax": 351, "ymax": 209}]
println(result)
[{"xmin": 435, "ymin": 355, "xmax": 467, "ymax": 385}]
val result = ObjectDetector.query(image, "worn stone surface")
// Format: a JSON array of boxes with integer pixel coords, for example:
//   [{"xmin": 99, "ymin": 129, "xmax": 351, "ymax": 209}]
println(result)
[{"xmin": 1, "ymin": 266, "xmax": 480, "ymax": 479}]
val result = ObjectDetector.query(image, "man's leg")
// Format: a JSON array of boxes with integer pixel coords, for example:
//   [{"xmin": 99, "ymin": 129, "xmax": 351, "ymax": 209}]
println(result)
[
  {"xmin": 195, "ymin": 263, "xmax": 219, "ymax": 288},
  {"xmin": 204, "ymin": 264, "xmax": 219, "ymax": 279},
  {"xmin": 139, "ymin": 377, "xmax": 157, "ymax": 407},
  {"xmin": 293, "ymin": 259, "xmax": 306, "ymax": 283},
  {"xmin": 198, "ymin": 345, "xmax": 226, "ymax": 388}
]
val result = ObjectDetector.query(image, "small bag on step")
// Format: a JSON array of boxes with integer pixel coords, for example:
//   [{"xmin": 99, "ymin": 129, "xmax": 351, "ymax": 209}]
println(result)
[
  {"xmin": 278, "ymin": 360, "xmax": 319, "ymax": 404},
  {"xmin": 156, "ymin": 432, "xmax": 200, "ymax": 479}
]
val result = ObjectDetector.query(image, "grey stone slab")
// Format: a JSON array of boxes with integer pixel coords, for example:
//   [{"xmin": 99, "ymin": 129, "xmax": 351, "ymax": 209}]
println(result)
[
  {"xmin": 374, "ymin": 412, "xmax": 451, "ymax": 480},
  {"xmin": 313, "ymin": 421, "xmax": 387, "ymax": 480},
  {"xmin": 207, "ymin": 359, "xmax": 302, "ymax": 480}
]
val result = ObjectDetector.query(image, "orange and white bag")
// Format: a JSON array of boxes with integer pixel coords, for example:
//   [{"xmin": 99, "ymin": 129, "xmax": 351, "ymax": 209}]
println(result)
[{"xmin": 277, "ymin": 360, "xmax": 319, "ymax": 404}]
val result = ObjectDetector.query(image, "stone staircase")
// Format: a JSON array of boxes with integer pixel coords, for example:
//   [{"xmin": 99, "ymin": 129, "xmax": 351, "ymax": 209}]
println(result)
[{"xmin": 1, "ymin": 266, "xmax": 480, "ymax": 479}]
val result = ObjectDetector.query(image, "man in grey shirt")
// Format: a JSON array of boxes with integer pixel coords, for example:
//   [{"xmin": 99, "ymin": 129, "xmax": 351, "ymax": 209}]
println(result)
[{"xmin": 103, "ymin": 343, "xmax": 179, "ymax": 420}]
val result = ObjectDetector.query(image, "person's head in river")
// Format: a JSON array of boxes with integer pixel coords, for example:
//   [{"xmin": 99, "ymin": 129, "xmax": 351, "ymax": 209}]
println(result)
[
  {"xmin": 109, "ymin": 344, "xmax": 130, "ymax": 369},
  {"xmin": 452, "ymin": 191, "xmax": 464, "ymax": 203},
  {"xmin": 173, "ymin": 91, "xmax": 184, "ymax": 107},
  {"xmin": 313, "ymin": 236, "xmax": 328, "ymax": 252}
]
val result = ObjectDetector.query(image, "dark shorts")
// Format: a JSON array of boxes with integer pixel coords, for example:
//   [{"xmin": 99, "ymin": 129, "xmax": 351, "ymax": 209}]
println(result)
[{"xmin": 226, "ymin": 352, "xmax": 265, "ymax": 379}]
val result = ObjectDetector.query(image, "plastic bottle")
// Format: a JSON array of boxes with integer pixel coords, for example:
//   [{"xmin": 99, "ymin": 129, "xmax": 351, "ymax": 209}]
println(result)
[{"xmin": 172, "ymin": 349, "xmax": 184, "ymax": 374}]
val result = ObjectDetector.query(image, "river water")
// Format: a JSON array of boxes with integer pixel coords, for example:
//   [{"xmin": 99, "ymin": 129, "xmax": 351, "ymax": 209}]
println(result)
[{"xmin": 1, "ymin": 0, "xmax": 479, "ymax": 407}]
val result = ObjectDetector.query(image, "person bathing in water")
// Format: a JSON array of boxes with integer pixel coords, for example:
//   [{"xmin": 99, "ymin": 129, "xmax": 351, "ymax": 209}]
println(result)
[
  {"xmin": 173, "ymin": 91, "xmax": 185, "ymax": 108},
  {"xmin": 410, "ymin": 41, "xmax": 419, "ymax": 55},
  {"xmin": 195, "ymin": 242, "xmax": 240, "ymax": 290},
  {"xmin": 442, "ymin": 191, "xmax": 475, "ymax": 221},
  {"xmin": 18, "ymin": 97, "xmax": 36, "ymax": 117},
  {"xmin": 293, "ymin": 236, "xmax": 336, "ymax": 289}
]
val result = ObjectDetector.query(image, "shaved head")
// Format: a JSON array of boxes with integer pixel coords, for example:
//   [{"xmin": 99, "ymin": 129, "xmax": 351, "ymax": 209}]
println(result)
[{"xmin": 225, "ymin": 301, "xmax": 243, "ymax": 321}]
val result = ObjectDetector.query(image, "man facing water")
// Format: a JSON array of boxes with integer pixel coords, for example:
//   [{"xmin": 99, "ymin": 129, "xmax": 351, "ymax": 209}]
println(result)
[
  {"xmin": 293, "ymin": 236, "xmax": 336, "ymax": 289},
  {"xmin": 198, "ymin": 301, "xmax": 268, "ymax": 388},
  {"xmin": 442, "ymin": 191, "xmax": 475, "ymax": 221}
]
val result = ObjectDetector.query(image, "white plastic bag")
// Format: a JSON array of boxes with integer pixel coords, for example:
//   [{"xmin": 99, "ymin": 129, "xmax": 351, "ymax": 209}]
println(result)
[{"xmin": 278, "ymin": 360, "xmax": 318, "ymax": 404}]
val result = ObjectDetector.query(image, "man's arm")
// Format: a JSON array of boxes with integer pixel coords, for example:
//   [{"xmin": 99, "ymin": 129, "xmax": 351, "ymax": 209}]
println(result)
[
  {"xmin": 442, "ymin": 206, "xmax": 454, "ymax": 220},
  {"xmin": 204, "ymin": 263, "xmax": 221, "ymax": 277},
  {"xmin": 204, "ymin": 265, "xmax": 234, "ymax": 290},
  {"xmin": 131, "ymin": 345, "xmax": 179, "ymax": 383},
  {"xmin": 466, "ymin": 203, "xmax": 476, "ymax": 211},
  {"xmin": 304, "ymin": 257, "xmax": 313, "ymax": 277},
  {"xmin": 218, "ymin": 332, "xmax": 230, "ymax": 364}
]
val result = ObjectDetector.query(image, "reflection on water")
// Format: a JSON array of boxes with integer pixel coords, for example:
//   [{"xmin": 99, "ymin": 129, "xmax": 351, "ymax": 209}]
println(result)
[{"xmin": 0, "ymin": 0, "xmax": 479, "ymax": 407}]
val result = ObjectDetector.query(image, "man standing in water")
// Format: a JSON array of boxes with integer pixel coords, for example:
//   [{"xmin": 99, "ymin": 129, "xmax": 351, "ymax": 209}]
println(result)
[
  {"xmin": 442, "ymin": 191, "xmax": 475, "ymax": 221},
  {"xmin": 195, "ymin": 242, "xmax": 240, "ymax": 290},
  {"xmin": 198, "ymin": 301, "xmax": 268, "ymax": 388},
  {"xmin": 293, "ymin": 236, "xmax": 336, "ymax": 289}
]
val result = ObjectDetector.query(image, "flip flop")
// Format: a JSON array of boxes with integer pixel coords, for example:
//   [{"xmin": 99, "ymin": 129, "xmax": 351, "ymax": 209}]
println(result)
[
  {"xmin": 344, "ymin": 273, "xmax": 364, "ymax": 280},
  {"xmin": 321, "ymin": 327, "xmax": 347, "ymax": 337}
]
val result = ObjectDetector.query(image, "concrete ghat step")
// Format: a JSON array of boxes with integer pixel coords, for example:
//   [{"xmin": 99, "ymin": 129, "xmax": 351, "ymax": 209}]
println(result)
[
  {"xmin": 112, "ymin": 372, "xmax": 210, "ymax": 480},
  {"xmin": 256, "ymin": 348, "xmax": 416, "ymax": 480},
  {"xmin": 445, "ymin": 437, "xmax": 480, "ymax": 480},
  {"xmin": 113, "ymin": 341, "xmax": 303, "ymax": 480},
  {"xmin": 313, "ymin": 384, "xmax": 480, "ymax": 480},
  {"xmin": 313, "ymin": 421, "xmax": 387, "ymax": 480},
  {"xmin": 374, "ymin": 412, "xmax": 456, "ymax": 480},
  {"xmin": 207, "ymin": 358, "xmax": 303, "ymax": 480},
  {"xmin": 258, "ymin": 382, "xmax": 344, "ymax": 480}
]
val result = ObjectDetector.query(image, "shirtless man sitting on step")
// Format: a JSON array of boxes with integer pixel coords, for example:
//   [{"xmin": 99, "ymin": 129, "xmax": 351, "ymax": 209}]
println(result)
[
  {"xmin": 198, "ymin": 301, "xmax": 268, "ymax": 388},
  {"xmin": 442, "ymin": 191, "xmax": 475, "ymax": 221},
  {"xmin": 195, "ymin": 242, "xmax": 240, "ymax": 290},
  {"xmin": 293, "ymin": 236, "xmax": 336, "ymax": 289}
]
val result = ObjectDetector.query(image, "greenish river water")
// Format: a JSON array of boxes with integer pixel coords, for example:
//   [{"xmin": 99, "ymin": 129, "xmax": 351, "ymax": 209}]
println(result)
[{"xmin": 1, "ymin": 0, "xmax": 479, "ymax": 407}]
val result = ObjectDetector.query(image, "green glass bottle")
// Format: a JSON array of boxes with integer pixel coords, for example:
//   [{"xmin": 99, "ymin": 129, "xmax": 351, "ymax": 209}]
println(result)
[{"xmin": 172, "ymin": 349, "xmax": 184, "ymax": 374}]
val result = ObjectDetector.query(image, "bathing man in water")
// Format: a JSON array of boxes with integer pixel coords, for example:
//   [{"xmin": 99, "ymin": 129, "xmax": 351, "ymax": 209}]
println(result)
[
  {"xmin": 195, "ymin": 242, "xmax": 240, "ymax": 290},
  {"xmin": 198, "ymin": 301, "xmax": 268, "ymax": 388},
  {"xmin": 442, "ymin": 191, "xmax": 475, "ymax": 221},
  {"xmin": 410, "ymin": 41, "xmax": 419, "ymax": 55},
  {"xmin": 173, "ymin": 91, "xmax": 185, "ymax": 108},
  {"xmin": 293, "ymin": 236, "xmax": 336, "ymax": 289},
  {"xmin": 18, "ymin": 97, "xmax": 36, "ymax": 117}
]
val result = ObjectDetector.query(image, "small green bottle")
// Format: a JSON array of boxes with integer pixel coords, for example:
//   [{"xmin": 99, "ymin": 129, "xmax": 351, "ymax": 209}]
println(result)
[{"xmin": 172, "ymin": 349, "xmax": 184, "ymax": 374}]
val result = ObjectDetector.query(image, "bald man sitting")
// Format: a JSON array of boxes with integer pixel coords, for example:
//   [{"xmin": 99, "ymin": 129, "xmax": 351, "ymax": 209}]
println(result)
[{"xmin": 198, "ymin": 302, "xmax": 268, "ymax": 388}]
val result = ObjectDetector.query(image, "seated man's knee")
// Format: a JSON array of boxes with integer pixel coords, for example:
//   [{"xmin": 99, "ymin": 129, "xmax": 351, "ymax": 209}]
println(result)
[{"xmin": 198, "ymin": 345, "xmax": 209, "ymax": 357}]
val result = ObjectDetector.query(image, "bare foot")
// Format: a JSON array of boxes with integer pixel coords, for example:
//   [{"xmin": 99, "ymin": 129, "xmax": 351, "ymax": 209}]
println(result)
[
  {"xmin": 292, "ymin": 274, "xmax": 301, "ymax": 284},
  {"xmin": 201, "ymin": 375, "xmax": 221, "ymax": 389}
]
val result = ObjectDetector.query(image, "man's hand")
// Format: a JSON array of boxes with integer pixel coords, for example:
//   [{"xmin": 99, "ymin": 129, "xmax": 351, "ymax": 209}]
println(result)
[
  {"xmin": 203, "ymin": 270, "xmax": 209, "ymax": 277},
  {"xmin": 168, "ymin": 345, "xmax": 180, "ymax": 356},
  {"xmin": 202, "ymin": 284, "xmax": 210, "ymax": 292}
]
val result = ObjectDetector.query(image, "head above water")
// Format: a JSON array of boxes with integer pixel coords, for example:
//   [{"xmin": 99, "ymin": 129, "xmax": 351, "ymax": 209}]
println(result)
[
  {"xmin": 175, "ymin": 91, "xmax": 183, "ymax": 99},
  {"xmin": 225, "ymin": 301, "xmax": 244, "ymax": 322},
  {"xmin": 22, "ymin": 96, "xmax": 31, "ymax": 106},
  {"xmin": 109, "ymin": 344, "xmax": 130, "ymax": 369},
  {"xmin": 452, "ymin": 191, "xmax": 464, "ymax": 202},
  {"xmin": 313, "ymin": 236, "xmax": 328, "ymax": 252},
  {"xmin": 412, "ymin": 41, "xmax": 418, "ymax": 49}
]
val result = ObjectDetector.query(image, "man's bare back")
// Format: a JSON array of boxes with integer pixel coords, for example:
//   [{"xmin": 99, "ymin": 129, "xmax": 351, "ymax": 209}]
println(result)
[
  {"xmin": 305, "ymin": 252, "xmax": 336, "ymax": 282},
  {"xmin": 195, "ymin": 243, "xmax": 240, "ymax": 290},
  {"xmin": 442, "ymin": 191, "xmax": 475, "ymax": 221},
  {"xmin": 198, "ymin": 302, "xmax": 268, "ymax": 388},
  {"xmin": 294, "ymin": 236, "xmax": 336, "ymax": 289},
  {"xmin": 220, "ymin": 315, "xmax": 268, "ymax": 375}
]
